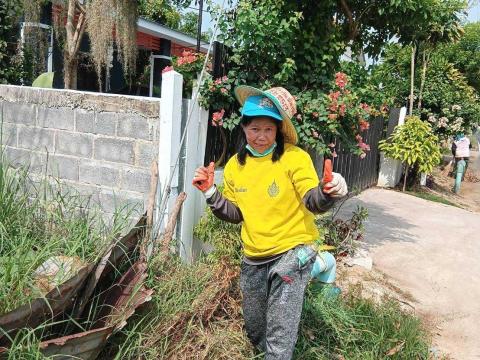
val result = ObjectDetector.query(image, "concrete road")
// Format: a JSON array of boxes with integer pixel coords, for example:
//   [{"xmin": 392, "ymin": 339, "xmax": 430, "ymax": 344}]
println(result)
[{"xmin": 337, "ymin": 188, "xmax": 480, "ymax": 359}]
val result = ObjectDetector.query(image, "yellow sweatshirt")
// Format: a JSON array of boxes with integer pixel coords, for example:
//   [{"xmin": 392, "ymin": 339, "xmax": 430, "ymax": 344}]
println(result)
[{"xmin": 223, "ymin": 144, "xmax": 320, "ymax": 258}]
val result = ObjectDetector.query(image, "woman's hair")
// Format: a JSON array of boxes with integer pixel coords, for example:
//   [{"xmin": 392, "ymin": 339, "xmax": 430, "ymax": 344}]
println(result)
[{"xmin": 237, "ymin": 116, "xmax": 285, "ymax": 166}]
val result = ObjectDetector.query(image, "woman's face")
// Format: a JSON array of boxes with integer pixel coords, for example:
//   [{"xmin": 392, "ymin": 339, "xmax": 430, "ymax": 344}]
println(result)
[{"xmin": 242, "ymin": 117, "xmax": 278, "ymax": 153}]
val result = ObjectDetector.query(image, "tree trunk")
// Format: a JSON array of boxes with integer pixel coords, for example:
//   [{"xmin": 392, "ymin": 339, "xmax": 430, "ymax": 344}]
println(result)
[
  {"xmin": 417, "ymin": 49, "xmax": 429, "ymax": 111},
  {"xmin": 64, "ymin": 55, "xmax": 78, "ymax": 90},
  {"xmin": 403, "ymin": 164, "xmax": 409, "ymax": 192},
  {"xmin": 409, "ymin": 44, "xmax": 416, "ymax": 116},
  {"xmin": 63, "ymin": 0, "xmax": 86, "ymax": 89}
]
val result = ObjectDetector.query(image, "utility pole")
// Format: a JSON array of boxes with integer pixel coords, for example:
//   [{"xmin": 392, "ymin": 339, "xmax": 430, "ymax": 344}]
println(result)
[{"xmin": 196, "ymin": 0, "xmax": 203, "ymax": 52}]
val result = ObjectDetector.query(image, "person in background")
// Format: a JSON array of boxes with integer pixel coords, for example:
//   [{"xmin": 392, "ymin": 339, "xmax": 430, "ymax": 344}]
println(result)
[
  {"xmin": 451, "ymin": 133, "xmax": 471, "ymax": 192},
  {"xmin": 192, "ymin": 85, "xmax": 348, "ymax": 359}
]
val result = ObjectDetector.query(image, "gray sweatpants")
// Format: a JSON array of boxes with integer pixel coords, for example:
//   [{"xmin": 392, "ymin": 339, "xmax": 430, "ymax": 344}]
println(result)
[{"xmin": 240, "ymin": 245, "xmax": 316, "ymax": 360}]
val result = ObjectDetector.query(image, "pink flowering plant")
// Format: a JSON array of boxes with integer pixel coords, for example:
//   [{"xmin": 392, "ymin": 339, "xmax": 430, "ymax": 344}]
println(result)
[
  {"xmin": 171, "ymin": 50, "xmax": 207, "ymax": 97},
  {"xmin": 199, "ymin": 75, "xmax": 235, "ymax": 112},
  {"xmin": 293, "ymin": 72, "xmax": 381, "ymax": 158},
  {"xmin": 197, "ymin": 69, "xmax": 388, "ymax": 159}
]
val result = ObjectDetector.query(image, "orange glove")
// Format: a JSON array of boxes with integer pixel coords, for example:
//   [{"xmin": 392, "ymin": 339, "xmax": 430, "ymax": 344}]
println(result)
[
  {"xmin": 322, "ymin": 159, "xmax": 333, "ymax": 192},
  {"xmin": 192, "ymin": 162, "xmax": 215, "ymax": 192}
]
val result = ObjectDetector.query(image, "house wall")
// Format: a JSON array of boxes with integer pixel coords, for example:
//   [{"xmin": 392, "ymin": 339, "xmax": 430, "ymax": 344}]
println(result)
[{"xmin": 0, "ymin": 85, "xmax": 160, "ymax": 220}]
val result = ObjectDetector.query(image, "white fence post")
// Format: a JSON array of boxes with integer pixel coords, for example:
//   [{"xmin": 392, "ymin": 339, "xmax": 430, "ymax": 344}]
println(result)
[
  {"xmin": 377, "ymin": 107, "xmax": 407, "ymax": 187},
  {"xmin": 153, "ymin": 71, "xmax": 183, "ymax": 253},
  {"xmin": 179, "ymin": 90, "xmax": 209, "ymax": 263}
]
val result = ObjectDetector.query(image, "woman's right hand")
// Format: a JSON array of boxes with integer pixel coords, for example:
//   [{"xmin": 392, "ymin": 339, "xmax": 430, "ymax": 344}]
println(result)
[{"xmin": 192, "ymin": 162, "xmax": 215, "ymax": 192}]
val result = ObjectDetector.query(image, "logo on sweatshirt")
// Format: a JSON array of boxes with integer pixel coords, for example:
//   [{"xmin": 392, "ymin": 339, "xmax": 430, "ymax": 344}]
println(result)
[{"xmin": 267, "ymin": 180, "xmax": 280, "ymax": 197}]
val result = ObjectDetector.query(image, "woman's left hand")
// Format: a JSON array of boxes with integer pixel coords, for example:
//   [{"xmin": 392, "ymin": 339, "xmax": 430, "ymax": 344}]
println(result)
[{"xmin": 323, "ymin": 173, "xmax": 348, "ymax": 198}]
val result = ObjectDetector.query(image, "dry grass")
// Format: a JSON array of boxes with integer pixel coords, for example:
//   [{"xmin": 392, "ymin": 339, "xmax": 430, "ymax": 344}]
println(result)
[{"xmin": 146, "ymin": 259, "xmax": 242, "ymax": 350}]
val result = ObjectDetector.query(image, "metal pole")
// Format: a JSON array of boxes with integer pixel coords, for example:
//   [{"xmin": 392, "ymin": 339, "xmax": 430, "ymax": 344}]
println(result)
[{"xmin": 196, "ymin": 0, "xmax": 203, "ymax": 52}]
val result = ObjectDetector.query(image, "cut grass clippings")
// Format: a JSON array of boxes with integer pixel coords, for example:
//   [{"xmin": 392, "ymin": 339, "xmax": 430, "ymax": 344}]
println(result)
[{"xmin": 104, "ymin": 206, "xmax": 433, "ymax": 359}]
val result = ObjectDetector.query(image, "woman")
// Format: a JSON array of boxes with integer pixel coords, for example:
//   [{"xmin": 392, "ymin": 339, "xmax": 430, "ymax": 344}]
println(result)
[{"xmin": 193, "ymin": 86, "xmax": 348, "ymax": 359}]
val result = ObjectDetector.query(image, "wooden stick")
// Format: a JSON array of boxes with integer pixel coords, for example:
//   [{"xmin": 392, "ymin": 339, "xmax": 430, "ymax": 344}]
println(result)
[
  {"xmin": 159, "ymin": 192, "xmax": 187, "ymax": 258},
  {"xmin": 146, "ymin": 161, "xmax": 159, "ymax": 232},
  {"xmin": 140, "ymin": 161, "xmax": 158, "ymax": 261}
]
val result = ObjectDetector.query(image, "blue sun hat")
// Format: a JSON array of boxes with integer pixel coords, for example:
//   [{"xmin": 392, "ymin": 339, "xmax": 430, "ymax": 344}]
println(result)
[
  {"xmin": 241, "ymin": 95, "xmax": 283, "ymax": 121},
  {"xmin": 234, "ymin": 85, "xmax": 298, "ymax": 144}
]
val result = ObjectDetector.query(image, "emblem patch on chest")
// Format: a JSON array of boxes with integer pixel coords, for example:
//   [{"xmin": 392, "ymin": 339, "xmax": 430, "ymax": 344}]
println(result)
[{"xmin": 267, "ymin": 180, "xmax": 280, "ymax": 197}]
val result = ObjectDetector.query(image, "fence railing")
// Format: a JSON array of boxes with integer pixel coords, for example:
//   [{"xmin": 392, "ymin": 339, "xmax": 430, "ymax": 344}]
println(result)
[{"xmin": 333, "ymin": 116, "xmax": 385, "ymax": 191}]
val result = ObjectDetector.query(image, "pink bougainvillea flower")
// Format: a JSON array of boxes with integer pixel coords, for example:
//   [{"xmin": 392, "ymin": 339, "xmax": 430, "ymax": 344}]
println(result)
[
  {"xmin": 162, "ymin": 66, "xmax": 174, "ymax": 74},
  {"xmin": 214, "ymin": 78, "xmax": 223, "ymax": 85},
  {"xmin": 355, "ymin": 134, "xmax": 363, "ymax": 142},
  {"xmin": 360, "ymin": 152, "xmax": 367, "ymax": 159},
  {"xmin": 221, "ymin": 75, "xmax": 228, "ymax": 82},
  {"xmin": 177, "ymin": 50, "xmax": 197, "ymax": 66},
  {"xmin": 329, "ymin": 102, "xmax": 338, "ymax": 112},
  {"xmin": 360, "ymin": 103, "xmax": 370, "ymax": 112},
  {"xmin": 212, "ymin": 109, "xmax": 225, "ymax": 121},
  {"xmin": 220, "ymin": 88, "xmax": 228, "ymax": 94},
  {"xmin": 328, "ymin": 142, "xmax": 336, "ymax": 147},
  {"xmin": 357, "ymin": 141, "xmax": 370, "ymax": 151},
  {"xmin": 296, "ymin": 114, "xmax": 302, "ymax": 120},
  {"xmin": 329, "ymin": 91, "xmax": 341, "ymax": 101},
  {"xmin": 312, "ymin": 112, "xmax": 319, "ymax": 118},
  {"xmin": 212, "ymin": 109, "xmax": 225, "ymax": 127},
  {"xmin": 335, "ymin": 72, "xmax": 348, "ymax": 89},
  {"xmin": 339, "ymin": 104, "xmax": 346, "ymax": 117},
  {"xmin": 328, "ymin": 113, "xmax": 337, "ymax": 120},
  {"xmin": 359, "ymin": 119, "xmax": 370, "ymax": 131}
]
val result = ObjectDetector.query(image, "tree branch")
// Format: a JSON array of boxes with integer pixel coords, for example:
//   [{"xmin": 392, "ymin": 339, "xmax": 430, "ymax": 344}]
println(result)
[
  {"xmin": 72, "ymin": 10, "xmax": 86, "ymax": 55},
  {"xmin": 338, "ymin": 0, "xmax": 358, "ymax": 40},
  {"xmin": 66, "ymin": 0, "xmax": 76, "ymax": 55}
]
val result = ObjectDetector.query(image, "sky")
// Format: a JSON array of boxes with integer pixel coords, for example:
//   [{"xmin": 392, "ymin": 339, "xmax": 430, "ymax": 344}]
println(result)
[{"xmin": 468, "ymin": 3, "xmax": 480, "ymax": 22}]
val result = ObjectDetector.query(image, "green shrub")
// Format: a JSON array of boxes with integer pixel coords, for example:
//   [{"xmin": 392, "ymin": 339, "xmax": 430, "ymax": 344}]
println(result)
[
  {"xmin": 379, "ymin": 116, "xmax": 441, "ymax": 191},
  {"xmin": 316, "ymin": 205, "xmax": 368, "ymax": 256},
  {"xmin": 193, "ymin": 207, "xmax": 243, "ymax": 265}
]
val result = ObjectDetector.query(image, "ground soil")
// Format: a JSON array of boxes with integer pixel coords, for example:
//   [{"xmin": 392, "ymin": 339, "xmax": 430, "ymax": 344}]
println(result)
[{"xmin": 423, "ymin": 150, "xmax": 480, "ymax": 212}]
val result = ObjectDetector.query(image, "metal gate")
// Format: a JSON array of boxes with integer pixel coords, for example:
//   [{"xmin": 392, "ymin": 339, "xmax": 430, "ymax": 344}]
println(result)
[{"xmin": 333, "ymin": 116, "xmax": 385, "ymax": 191}]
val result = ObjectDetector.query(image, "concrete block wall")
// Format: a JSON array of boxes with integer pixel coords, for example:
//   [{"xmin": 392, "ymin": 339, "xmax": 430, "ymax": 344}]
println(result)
[{"xmin": 0, "ymin": 85, "xmax": 161, "ymax": 220}]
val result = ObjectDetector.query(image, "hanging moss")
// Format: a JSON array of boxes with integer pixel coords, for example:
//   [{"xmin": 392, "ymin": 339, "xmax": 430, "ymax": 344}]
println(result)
[{"xmin": 86, "ymin": 0, "xmax": 137, "ymax": 89}]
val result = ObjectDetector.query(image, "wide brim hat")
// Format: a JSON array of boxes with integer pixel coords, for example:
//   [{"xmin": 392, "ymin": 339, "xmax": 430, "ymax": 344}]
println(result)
[{"xmin": 234, "ymin": 85, "xmax": 298, "ymax": 144}]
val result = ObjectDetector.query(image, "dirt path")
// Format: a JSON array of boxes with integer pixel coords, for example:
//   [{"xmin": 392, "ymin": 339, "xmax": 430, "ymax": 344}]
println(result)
[
  {"xmin": 457, "ymin": 151, "xmax": 480, "ymax": 211},
  {"xmin": 337, "ymin": 188, "xmax": 480, "ymax": 359}
]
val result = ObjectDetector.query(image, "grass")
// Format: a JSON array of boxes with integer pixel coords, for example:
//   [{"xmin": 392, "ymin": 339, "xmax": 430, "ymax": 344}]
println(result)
[
  {"xmin": 103, "ymin": 206, "xmax": 433, "ymax": 360},
  {"xmin": 295, "ymin": 286, "xmax": 430, "ymax": 359},
  {"xmin": 405, "ymin": 190, "xmax": 460, "ymax": 208},
  {"xmin": 0, "ymin": 151, "xmax": 136, "ymax": 359}
]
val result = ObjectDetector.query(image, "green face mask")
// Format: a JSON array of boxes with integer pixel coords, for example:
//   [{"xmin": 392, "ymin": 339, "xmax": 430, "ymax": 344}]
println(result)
[{"xmin": 246, "ymin": 142, "xmax": 277, "ymax": 157}]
